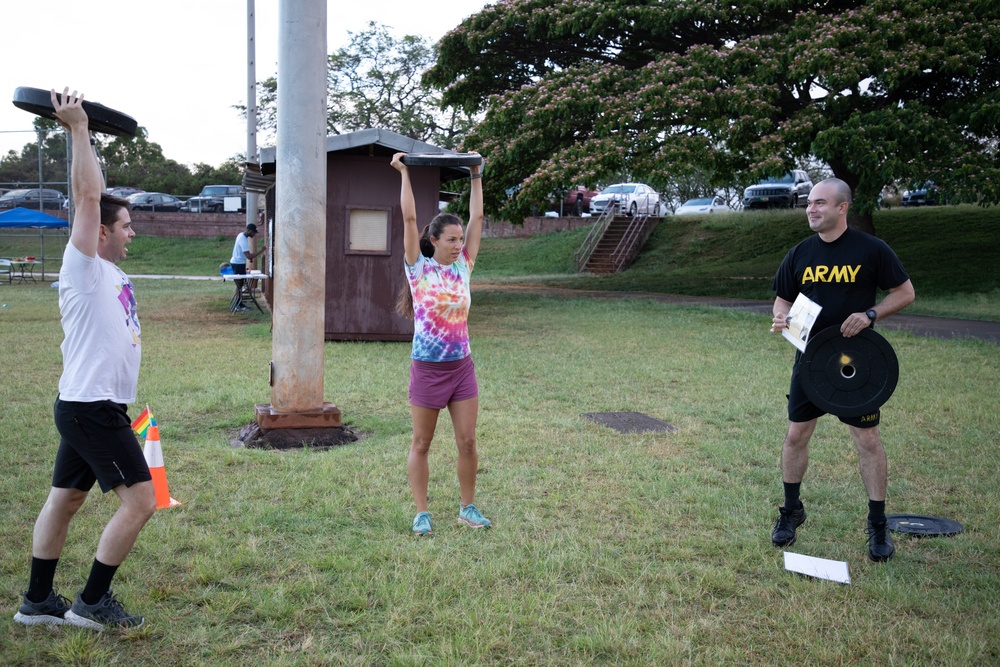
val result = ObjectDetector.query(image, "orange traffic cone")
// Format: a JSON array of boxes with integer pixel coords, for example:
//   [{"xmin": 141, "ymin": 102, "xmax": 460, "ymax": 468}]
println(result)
[{"xmin": 143, "ymin": 423, "xmax": 180, "ymax": 509}]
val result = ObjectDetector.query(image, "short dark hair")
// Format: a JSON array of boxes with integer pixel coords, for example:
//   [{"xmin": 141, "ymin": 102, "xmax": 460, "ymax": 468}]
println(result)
[{"xmin": 100, "ymin": 193, "xmax": 131, "ymax": 227}]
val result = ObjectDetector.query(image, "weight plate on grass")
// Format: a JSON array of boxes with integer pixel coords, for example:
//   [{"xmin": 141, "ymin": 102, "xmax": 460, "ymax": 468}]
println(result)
[
  {"xmin": 800, "ymin": 326, "xmax": 899, "ymax": 417},
  {"xmin": 12, "ymin": 87, "xmax": 138, "ymax": 137},
  {"xmin": 886, "ymin": 514, "xmax": 963, "ymax": 537},
  {"xmin": 401, "ymin": 153, "xmax": 482, "ymax": 167}
]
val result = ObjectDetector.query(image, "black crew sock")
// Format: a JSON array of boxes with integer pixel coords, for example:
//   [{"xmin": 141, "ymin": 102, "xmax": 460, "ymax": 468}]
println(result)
[
  {"xmin": 81, "ymin": 559, "xmax": 119, "ymax": 605},
  {"xmin": 783, "ymin": 482, "xmax": 802, "ymax": 510},
  {"xmin": 27, "ymin": 557, "xmax": 59, "ymax": 603},
  {"xmin": 868, "ymin": 499, "xmax": 887, "ymax": 526}
]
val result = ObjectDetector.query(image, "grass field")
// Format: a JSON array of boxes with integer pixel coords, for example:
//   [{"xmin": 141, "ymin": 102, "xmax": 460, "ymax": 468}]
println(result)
[
  {"xmin": 1, "ymin": 269, "xmax": 998, "ymax": 664},
  {"xmin": 1, "ymin": 204, "xmax": 998, "ymax": 664}
]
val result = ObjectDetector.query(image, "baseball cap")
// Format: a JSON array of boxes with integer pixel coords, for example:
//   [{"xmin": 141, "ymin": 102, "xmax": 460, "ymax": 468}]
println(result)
[{"xmin": 246, "ymin": 223, "xmax": 258, "ymax": 233}]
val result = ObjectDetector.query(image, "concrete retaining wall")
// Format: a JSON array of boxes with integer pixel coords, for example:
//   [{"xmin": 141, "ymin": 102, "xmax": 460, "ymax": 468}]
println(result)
[
  {"xmin": 44, "ymin": 210, "xmax": 592, "ymax": 239},
  {"xmin": 128, "ymin": 211, "xmax": 251, "ymax": 238},
  {"xmin": 483, "ymin": 216, "xmax": 594, "ymax": 238},
  {"xmin": 33, "ymin": 210, "xmax": 250, "ymax": 239},
  {"xmin": 130, "ymin": 212, "xmax": 592, "ymax": 239}
]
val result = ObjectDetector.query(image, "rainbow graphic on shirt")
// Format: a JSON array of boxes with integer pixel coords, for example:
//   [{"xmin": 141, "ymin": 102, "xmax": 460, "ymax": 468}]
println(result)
[{"xmin": 116, "ymin": 278, "xmax": 141, "ymax": 347}]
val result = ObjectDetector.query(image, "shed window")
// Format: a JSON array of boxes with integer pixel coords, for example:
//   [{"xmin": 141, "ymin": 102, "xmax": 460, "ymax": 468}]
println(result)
[{"xmin": 348, "ymin": 209, "xmax": 389, "ymax": 253}]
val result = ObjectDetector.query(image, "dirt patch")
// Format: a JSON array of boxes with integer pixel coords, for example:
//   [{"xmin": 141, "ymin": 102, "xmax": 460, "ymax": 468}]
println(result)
[
  {"xmin": 233, "ymin": 422, "xmax": 359, "ymax": 450},
  {"xmin": 582, "ymin": 411, "xmax": 678, "ymax": 434}
]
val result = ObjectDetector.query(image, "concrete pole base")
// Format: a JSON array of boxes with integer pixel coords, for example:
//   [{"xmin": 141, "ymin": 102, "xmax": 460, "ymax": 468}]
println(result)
[{"xmin": 254, "ymin": 402, "xmax": 342, "ymax": 429}]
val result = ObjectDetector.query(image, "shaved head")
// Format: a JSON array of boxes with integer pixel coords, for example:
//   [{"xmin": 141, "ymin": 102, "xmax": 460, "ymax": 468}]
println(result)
[{"xmin": 815, "ymin": 178, "xmax": 852, "ymax": 205}]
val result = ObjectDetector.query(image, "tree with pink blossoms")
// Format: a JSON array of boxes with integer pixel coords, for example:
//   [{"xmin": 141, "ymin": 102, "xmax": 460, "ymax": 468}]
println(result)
[{"xmin": 427, "ymin": 0, "xmax": 1000, "ymax": 232}]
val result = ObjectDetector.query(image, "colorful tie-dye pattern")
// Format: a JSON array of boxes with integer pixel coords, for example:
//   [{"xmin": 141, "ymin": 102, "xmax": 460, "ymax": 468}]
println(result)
[
  {"xmin": 117, "ymin": 277, "xmax": 141, "ymax": 347},
  {"xmin": 405, "ymin": 247, "xmax": 473, "ymax": 361}
]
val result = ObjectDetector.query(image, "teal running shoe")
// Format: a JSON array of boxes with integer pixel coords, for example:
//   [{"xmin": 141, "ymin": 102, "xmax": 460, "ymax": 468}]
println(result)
[
  {"xmin": 458, "ymin": 503, "xmax": 492, "ymax": 529},
  {"xmin": 412, "ymin": 511, "xmax": 433, "ymax": 536}
]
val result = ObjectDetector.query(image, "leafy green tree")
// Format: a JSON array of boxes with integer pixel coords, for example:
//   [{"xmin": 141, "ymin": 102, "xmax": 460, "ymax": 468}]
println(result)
[
  {"xmin": 100, "ymin": 130, "xmax": 185, "ymax": 193},
  {"xmin": 1, "ymin": 118, "xmax": 243, "ymax": 199},
  {"xmin": 188, "ymin": 158, "xmax": 244, "ymax": 190},
  {"xmin": 251, "ymin": 22, "xmax": 477, "ymax": 149},
  {"xmin": 427, "ymin": 0, "xmax": 1000, "ymax": 232},
  {"xmin": 0, "ymin": 118, "xmax": 69, "ymax": 192}
]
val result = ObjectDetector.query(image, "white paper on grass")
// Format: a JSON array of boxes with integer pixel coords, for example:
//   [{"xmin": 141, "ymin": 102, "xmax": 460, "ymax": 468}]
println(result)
[
  {"xmin": 783, "ymin": 551, "xmax": 851, "ymax": 584},
  {"xmin": 782, "ymin": 292, "xmax": 823, "ymax": 353}
]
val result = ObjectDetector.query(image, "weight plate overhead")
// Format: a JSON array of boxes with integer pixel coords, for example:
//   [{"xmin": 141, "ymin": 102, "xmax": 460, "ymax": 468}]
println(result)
[
  {"xmin": 401, "ymin": 153, "xmax": 482, "ymax": 167},
  {"xmin": 12, "ymin": 87, "xmax": 138, "ymax": 137},
  {"xmin": 799, "ymin": 326, "xmax": 899, "ymax": 417},
  {"xmin": 886, "ymin": 514, "xmax": 963, "ymax": 537}
]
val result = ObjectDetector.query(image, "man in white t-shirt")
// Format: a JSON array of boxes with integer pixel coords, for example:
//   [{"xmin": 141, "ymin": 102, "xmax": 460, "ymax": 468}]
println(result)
[{"xmin": 13, "ymin": 89, "xmax": 156, "ymax": 632}]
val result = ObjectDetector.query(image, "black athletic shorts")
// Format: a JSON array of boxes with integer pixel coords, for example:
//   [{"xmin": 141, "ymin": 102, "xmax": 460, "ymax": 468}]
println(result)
[
  {"xmin": 787, "ymin": 363, "xmax": 880, "ymax": 428},
  {"xmin": 52, "ymin": 398, "xmax": 152, "ymax": 493}
]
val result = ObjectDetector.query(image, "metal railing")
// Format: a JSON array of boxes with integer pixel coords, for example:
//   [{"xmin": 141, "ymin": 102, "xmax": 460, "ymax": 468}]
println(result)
[
  {"xmin": 608, "ymin": 213, "xmax": 653, "ymax": 273},
  {"xmin": 573, "ymin": 202, "xmax": 618, "ymax": 271}
]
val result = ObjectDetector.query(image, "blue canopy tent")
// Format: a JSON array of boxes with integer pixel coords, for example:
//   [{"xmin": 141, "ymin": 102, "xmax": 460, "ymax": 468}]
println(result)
[
  {"xmin": 0, "ymin": 207, "xmax": 69, "ymax": 280},
  {"xmin": 0, "ymin": 207, "xmax": 69, "ymax": 228}
]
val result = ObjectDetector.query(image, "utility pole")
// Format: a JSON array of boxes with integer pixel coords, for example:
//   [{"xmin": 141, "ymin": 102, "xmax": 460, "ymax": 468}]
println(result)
[
  {"xmin": 255, "ymin": 0, "xmax": 341, "ymax": 430},
  {"xmin": 246, "ymin": 0, "xmax": 260, "ymax": 244},
  {"xmin": 36, "ymin": 129, "xmax": 44, "ymax": 211}
]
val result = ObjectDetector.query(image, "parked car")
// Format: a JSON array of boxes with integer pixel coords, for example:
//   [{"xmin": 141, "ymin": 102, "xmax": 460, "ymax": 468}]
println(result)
[
  {"xmin": 553, "ymin": 185, "xmax": 599, "ymax": 216},
  {"xmin": 127, "ymin": 192, "xmax": 185, "ymax": 212},
  {"xmin": 0, "ymin": 188, "xmax": 66, "ymax": 210},
  {"xmin": 901, "ymin": 182, "xmax": 938, "ymax": 206},
  {"xmin": 742, "ymin": 170, "xmax": 813, "ymax": 209},
  {"xmin": 181, "ymin": 184, "xmax": 246, "ymax": 213},
  {"xmin": 107, "ymin": 186, "xmax": 144, "ymax": 198},
  {"xmin": 590, "ymin": 183, "xmax": 661, "ymax": 216},
  {"xmin": 674, "ymin": 196, "xmax": 732, "ymax": 215}
]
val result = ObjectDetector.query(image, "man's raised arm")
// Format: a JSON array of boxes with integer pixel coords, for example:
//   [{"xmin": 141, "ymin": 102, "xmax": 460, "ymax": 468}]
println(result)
[{"xmin": 52, "ymin": 88, "xmax": 105, "ymax": 258}]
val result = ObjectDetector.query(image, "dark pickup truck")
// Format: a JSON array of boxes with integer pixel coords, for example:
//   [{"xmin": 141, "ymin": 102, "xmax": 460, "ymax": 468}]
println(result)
[{"xmin": 182, "ymin": 185, "xmax": 246, "ymax": 213}]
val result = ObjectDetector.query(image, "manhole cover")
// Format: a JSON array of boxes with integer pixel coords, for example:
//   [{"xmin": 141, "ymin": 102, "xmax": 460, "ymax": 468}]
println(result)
[{"xmin": 582, "ymin": 412, "xmax": 678, "ymax": 434}]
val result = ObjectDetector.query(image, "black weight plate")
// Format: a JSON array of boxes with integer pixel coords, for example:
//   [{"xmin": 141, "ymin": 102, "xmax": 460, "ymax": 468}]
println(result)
[
  {"xmin": 800, "ymin": 326, "xmax": 899, "ymax": 417},
  {"xmin": 12, "ymin": 87, "xmax": 138, "ymax": 137},
  {"xmin": 886, "ymin": 514, "xmax": 963, "ymax": 537},
  {"xmin": 401, "ymin": 153, "xmax": 482, "ymax": 167}
]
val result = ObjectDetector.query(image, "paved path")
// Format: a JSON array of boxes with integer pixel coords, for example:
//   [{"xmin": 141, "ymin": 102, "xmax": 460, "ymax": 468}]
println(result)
[{"xmin": 475, "ymin": 284, "xmax": 1000, "ymax": 345}]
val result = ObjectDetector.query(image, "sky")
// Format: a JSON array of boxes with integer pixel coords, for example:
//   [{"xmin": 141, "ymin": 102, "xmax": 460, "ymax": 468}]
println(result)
[{"xmin": 0, "ymin": 0, "xmax": 490, "ymax": 169}]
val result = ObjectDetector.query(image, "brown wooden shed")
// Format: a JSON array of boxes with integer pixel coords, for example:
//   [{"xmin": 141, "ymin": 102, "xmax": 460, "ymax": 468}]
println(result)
[{"xmin": 258, "ymin": 128, "xmax": 470, "ymax": 341}]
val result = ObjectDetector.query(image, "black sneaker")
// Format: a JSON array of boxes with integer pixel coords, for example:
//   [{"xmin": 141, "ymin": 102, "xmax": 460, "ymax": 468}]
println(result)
[
  {"xmin": 64, "ymin": 590, "xmax": 144, "ymax": 631},
  {"xmin": 771, "ymin": 505, "xmax": 807, "ymax": 547},
  {"xmin": 13, "ymin": 589, "xmax": 72, "ymax": 626},
  {"xmin": 867, "ymin": 519, "xmax": 896, "ymax": 562}
]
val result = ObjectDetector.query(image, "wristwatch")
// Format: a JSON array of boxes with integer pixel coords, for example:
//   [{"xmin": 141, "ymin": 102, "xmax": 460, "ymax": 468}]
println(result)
[{"xmin": 866, "ymin": 309, "xmax": 878, "ymax": 326}]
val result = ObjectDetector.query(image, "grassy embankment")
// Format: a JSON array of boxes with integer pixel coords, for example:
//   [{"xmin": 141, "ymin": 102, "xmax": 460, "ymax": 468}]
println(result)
[
  {"xmin": 5, "ymin": 204, "xmax": 994, "ymax": 319},
  {"xmin": 475, "ymin": 204, "xmax": 1000, "ymax": 321}
]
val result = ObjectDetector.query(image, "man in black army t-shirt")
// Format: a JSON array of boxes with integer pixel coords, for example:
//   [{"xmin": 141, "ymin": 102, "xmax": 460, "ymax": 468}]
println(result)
[{"xmin": 769, "ymin": 178, "xmax": 915, "ymax": 562}]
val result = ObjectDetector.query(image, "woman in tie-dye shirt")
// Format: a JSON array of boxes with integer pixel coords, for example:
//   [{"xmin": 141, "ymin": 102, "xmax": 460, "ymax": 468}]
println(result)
[{"xmin": 391, "ymin": 151, "xmax": 491, "ymax": 536}]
